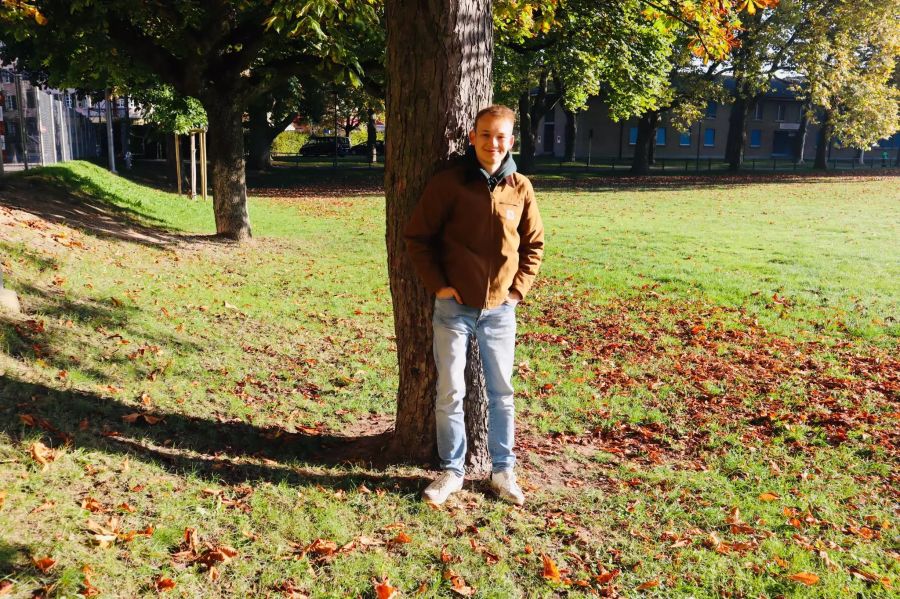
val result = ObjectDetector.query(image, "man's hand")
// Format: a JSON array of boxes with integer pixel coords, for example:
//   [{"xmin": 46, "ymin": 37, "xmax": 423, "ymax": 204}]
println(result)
[
  {"xmin": 505, "ymin": 290, "xmax": 523, "ymax": 306},
  {"xmin": 436, "ymin": 287, "xmax": 462, "ymax": 303}
]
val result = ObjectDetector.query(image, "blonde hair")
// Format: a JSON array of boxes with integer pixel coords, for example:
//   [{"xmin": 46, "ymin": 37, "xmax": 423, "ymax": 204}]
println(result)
[{"xmin": 474, "ymin": 104, "xmax": 516, "ymax": 129}]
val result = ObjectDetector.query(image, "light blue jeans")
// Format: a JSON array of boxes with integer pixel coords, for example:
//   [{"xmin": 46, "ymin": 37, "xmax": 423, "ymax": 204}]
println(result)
[{"xmin": 432, "ymin": 297, "xmax": 517, "ymax": 476}]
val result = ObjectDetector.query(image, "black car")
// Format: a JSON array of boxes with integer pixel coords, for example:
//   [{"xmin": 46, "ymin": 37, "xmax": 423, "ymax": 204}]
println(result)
[
  {"xmin": 349, "ymin": 140, "xmax": 385, "ymax": 156},
  {"xmin": 299, "ymin": 136, "xmax": 351, "ymax": 157}
]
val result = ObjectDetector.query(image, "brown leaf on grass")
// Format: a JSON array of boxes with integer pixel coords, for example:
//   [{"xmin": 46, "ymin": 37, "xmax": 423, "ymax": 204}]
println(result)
[
  {"xmin": 86, "ymin": 517, "xmax": 121, "ymax": 548},
  {"xmin": 449, "ymin": 574, "xmax": 476, "ymax": 596},
  {"xmin": 122, "ymin": 412, "xmax": 164, "ymax": 425},
  {"xmin": 373, "ymin": 576, "xmax": 398, "ymax": 599},
  {"xmin": 391, "ymin": 531, "xmax": 412, "ymax": 544},
  {"xmin": 81, "ymin": 497, "xmax": 105, "ymax": 513},
  {"xmin": 759, "ymin": 492, "xmax": 779, "ymax": 502},
  {"xmin": 155, "ymin": 577, "xmax": 176, "ymax": 592},
  {"xmin": 19, "ymin": 414, "xmax": 36, "ymax": 426},
  {"xmin": 636, "ymin": 579, "xmax": 660, "ymax": 590},
  {"xmin": 30, "ymin": 442, "xmax": 55, "ymax": 471},
  {"xmin": 595, "ymin": 569, "xmax": 620, "ymax": 584},
  {"xmin": 29, "ymin": 497, "xmax": 56, "ymax": 514},
  {"xmin": 117, "ymin": 502, "xmax": 136, "ymax": 513},
  {"xmin": 440, "ymin": 546, "xmax": 452, "ymax": 563},
  {"xmin": 80, "ymin": 565, "xmax": 101, "ymax": 597},
  {"xmin": 0, "ymin": 580, "xmax": 12, "ymax": 595},
  {"xmin": 786, "ymin": 572, "xmax": 819, "ymax": 585},
  {"xmin": 848, "ymin": 568, "xmax": 891, "ymax": 587},
  {"xmin": 32, "ymin": 556, "xmax": 56, "ymax": 573},
  {"xmin": 541, "ymin": 554, "xmax": 561, "ymax": 582}
]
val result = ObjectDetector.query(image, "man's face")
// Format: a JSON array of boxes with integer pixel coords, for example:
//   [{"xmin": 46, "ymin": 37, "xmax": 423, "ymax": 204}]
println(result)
[{"xmin": 469, "ymin": 114, "xmax": 515, "ymax": 170}]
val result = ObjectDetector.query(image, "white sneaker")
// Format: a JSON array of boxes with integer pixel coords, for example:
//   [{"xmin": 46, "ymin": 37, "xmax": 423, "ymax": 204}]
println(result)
[
  {"xmin": 490, "ymin": 470, "xmax": 525, "ymax": 506},
  {"xmin": 423, "ymin": 471, "xmax": 464, "ymax": 505}
]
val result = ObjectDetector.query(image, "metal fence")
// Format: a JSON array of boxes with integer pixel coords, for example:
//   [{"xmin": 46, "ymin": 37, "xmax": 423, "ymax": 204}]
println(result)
[{"xmin": 1, "ymin": 69, "xmax": 98, "ymax": 169}]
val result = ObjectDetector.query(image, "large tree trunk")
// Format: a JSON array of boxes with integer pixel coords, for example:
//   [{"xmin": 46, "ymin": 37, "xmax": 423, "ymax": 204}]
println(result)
[
  {"xmin": 725, "ymin": 96, "xmax": 750, "ymax": 171},
  {"xmin": 563, "ymin": 108, "xmax": 576, "ymax": 162},
  {"xmin": 385, "ymin": 0, "xmax": 493, "ymax": 475},
  {"xmin": 246, "ymin": 103, "xmax": 274, "ymax": 172},
  {"xmin": 814, "ymin": 109, "xmax": 834, "ymax": 170},
  {"xmin": 630, "ymin": 111, "xmax": 659, "ymax": 175},
  {"xmin": 204, "ymin": 96, "xmax": 252, "ymax": 240},
  {"xmin": 517, "ymin": 91, "xmax": 536, "ymax": 174}
]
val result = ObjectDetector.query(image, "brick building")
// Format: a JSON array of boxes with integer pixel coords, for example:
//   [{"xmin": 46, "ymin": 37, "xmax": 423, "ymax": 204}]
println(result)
[{"xmin": 536, "ymin": 78, "xmax": 900, "ymax": 164}]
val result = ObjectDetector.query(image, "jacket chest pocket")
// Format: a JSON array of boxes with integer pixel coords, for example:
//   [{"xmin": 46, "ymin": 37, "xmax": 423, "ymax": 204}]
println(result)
[{"xmin": 496, "ymin": 199, "xmax": 523, "ymax": 230}]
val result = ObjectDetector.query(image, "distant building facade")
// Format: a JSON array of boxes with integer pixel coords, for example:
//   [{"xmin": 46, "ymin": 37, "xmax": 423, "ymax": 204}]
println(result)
[
  {"xmin": 0, "ymin": 66, "xmax": 98, "ymax": 166},
  {"xmin": 536, "ymin": 78, "xmax": 900, "ymax": 164}
]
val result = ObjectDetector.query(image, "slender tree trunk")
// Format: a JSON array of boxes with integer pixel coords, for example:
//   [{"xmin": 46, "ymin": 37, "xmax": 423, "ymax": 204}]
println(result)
[
  {"xmin": 367, "ymin": 107, "xmax": 377, "ymax": 163},
  {"xmin": 563, "ymin": 108, "xmax": 576, "ymax": 162},
  {"xmin": 814, "ymin": 109, "xmax": 834, "ymax": 170},
  {"xmin": 385, "ymin": 0, "xmax": 493, "ymax": 474},
  {"xmin": 518, "ymin": 91, "xmax": 536, "ymax": 174},
  {"xmin": 246, "ymin": 103, "xmax": 274, "ymax": 172},
  {"xmin": 165, "ymin": 134, "xmax": 178, "ymax": 189},
  {"xmin": 856, "ymin": 149, "xmax": 865, "ymax": 165},
  {"xmin": 725, "ymin": 96, "xmax": 749, "ymax": 170},
  {"xmin": 120, "ymin": 95, "xmax": 130, "ymax": 167},
  {"xmin": 795, "ymin": 107, "xmax": 809, "ymax": 164},
  {"xmin": 630, "ymin": 111, "xmax": 659, "ymax": 175},
  {"xmin": 203, "ymin": 96, "xmax": 252, "ymax": 240}
]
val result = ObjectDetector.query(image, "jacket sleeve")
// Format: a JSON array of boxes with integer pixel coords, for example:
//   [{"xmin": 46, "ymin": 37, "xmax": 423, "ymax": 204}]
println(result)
[
  {"xmin": 404, "ymin": 175, "xmax": 451, "ymax": 294},
  {"xmin": 510, "ymin": 179, "xmax": 544, "ymax": 299}
]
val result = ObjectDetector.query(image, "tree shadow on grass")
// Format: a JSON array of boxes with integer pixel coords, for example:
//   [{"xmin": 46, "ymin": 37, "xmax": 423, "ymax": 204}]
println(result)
[
  {"xmin": 0, "ymin": 539, "xmax": 56, "ymax": 596},
  {"xmin": 0, "ymin": 374, "xmax": 424, "ymax": 494},
  {"xmin": 0, "ymin": 282, "xmax": 205, "ymax": 387},
  {"xmin": 0, "ymin": 165, "xmax": 238, "ymax": 249}
]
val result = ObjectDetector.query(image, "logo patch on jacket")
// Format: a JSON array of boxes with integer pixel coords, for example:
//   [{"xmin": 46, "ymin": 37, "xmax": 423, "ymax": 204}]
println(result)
[{"xmin": 505, "ymin": 208, "xmax": 516, "ymax": 221}]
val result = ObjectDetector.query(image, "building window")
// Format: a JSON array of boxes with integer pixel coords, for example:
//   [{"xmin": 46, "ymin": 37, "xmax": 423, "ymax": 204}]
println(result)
[
  {"xmin": 4, "ymin": 94, "xmax": 16, "ymax": 111},
  {"xmin": 750, "ymin": 129, "xmax": 762, "ymax": 148},
  {"xmin": 25, "ymin": 117, "xmax": 38, "ymax": 136},
  {"xmin": 64, "ymin": 94, "xmax": 73, "ymax": 109},
  {"xmin": 679, "ymin": 131, "xmax": 691, "ymax": 147},
  {"xmin": 706, "ymin": 102, "xmax": 717, "ymax": 119},
  {"xmin": 704, "ymin": 128, "xmax": 716, "ymax": 147},
  {"xmin": 754, "ymin": 103, "xmax": 763, "ymax": 120},
  {"xmin": 656, "ymin": 127, "xmax": 666, "ymax": 146},
  {"xmin": 544, "ymin": 110, "xmax": 554, "ymax": 124},
  {"xmin": 628, "ymin": 126, "xmax": 638, "ymax": 145},
  {"xmin": 776, "ymin": 103, "xmax": 786, "ymax": 122},
  {"xmin": 26, "ymin": 89, "xmax": 36, "ymax": 109},
  {"xmin": 6, "ymin": 121, "xmax": 16, "ymax": 137},
  {"xmin": 0, "ymin": 70, "xmax": 13, "ymax": 83}
]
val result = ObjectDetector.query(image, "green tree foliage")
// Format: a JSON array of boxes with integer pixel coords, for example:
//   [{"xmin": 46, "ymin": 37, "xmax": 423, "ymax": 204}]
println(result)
[
  {"xmin": 0, "ymin": 0, "xmax": 381, "ymax": 240},
  {"xmin": 791, "ymin": 0, "xmax": 900, "ymax": 164}
]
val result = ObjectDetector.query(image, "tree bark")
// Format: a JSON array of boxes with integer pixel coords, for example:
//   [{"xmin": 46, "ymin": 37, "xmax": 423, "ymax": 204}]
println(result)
[
  {"xmin": 517, "ymin": 91, "xmax": 536, "ymax": 174},
  {"xmin": 630, "ymin": 111, "xmax": 659, "ymax": 175},
  {"xmin": 385, "ymin": 0, "xmax": 493, "ymax": 474},
  {"xmin": 563, "ymin": 108, "xmax": 576, "ymax": 162},
  {"xmin": 814, "ymin": 109, "xmax": 834, "ymax": 170},
  {"xmin": 725, "ymin": 96, "xmax": 750, "ymax": 170},
  {"xmin": 204, "ymin": 96, "xmax": 252, "ymax": 240}
]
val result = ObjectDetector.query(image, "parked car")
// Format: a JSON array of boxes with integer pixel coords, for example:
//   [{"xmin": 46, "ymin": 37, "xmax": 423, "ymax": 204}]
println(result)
[
  {"xmin": 299, "ymin": 136, "xmax": 351, "ymax": 157},
  {"xmin": 349, "ymin": 140, "xmax": 385, "ymax": 156}
]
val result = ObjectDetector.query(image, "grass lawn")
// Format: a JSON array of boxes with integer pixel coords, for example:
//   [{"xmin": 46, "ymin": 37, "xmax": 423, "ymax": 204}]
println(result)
[{"xmin": 0, "ymin": 161, "xmax": 897, "ymax": 597}]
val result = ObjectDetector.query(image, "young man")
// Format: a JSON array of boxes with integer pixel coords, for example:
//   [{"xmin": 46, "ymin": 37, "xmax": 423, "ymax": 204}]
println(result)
[{"xmin": 404, "ymin": 104, "xmax": 544, "ymax": 506}]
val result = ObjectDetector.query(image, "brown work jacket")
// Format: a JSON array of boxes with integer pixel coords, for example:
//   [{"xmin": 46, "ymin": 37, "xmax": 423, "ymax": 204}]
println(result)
[{"xmin": 404, "ymin": 160, "xmax": 544, "ymax": 309}]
